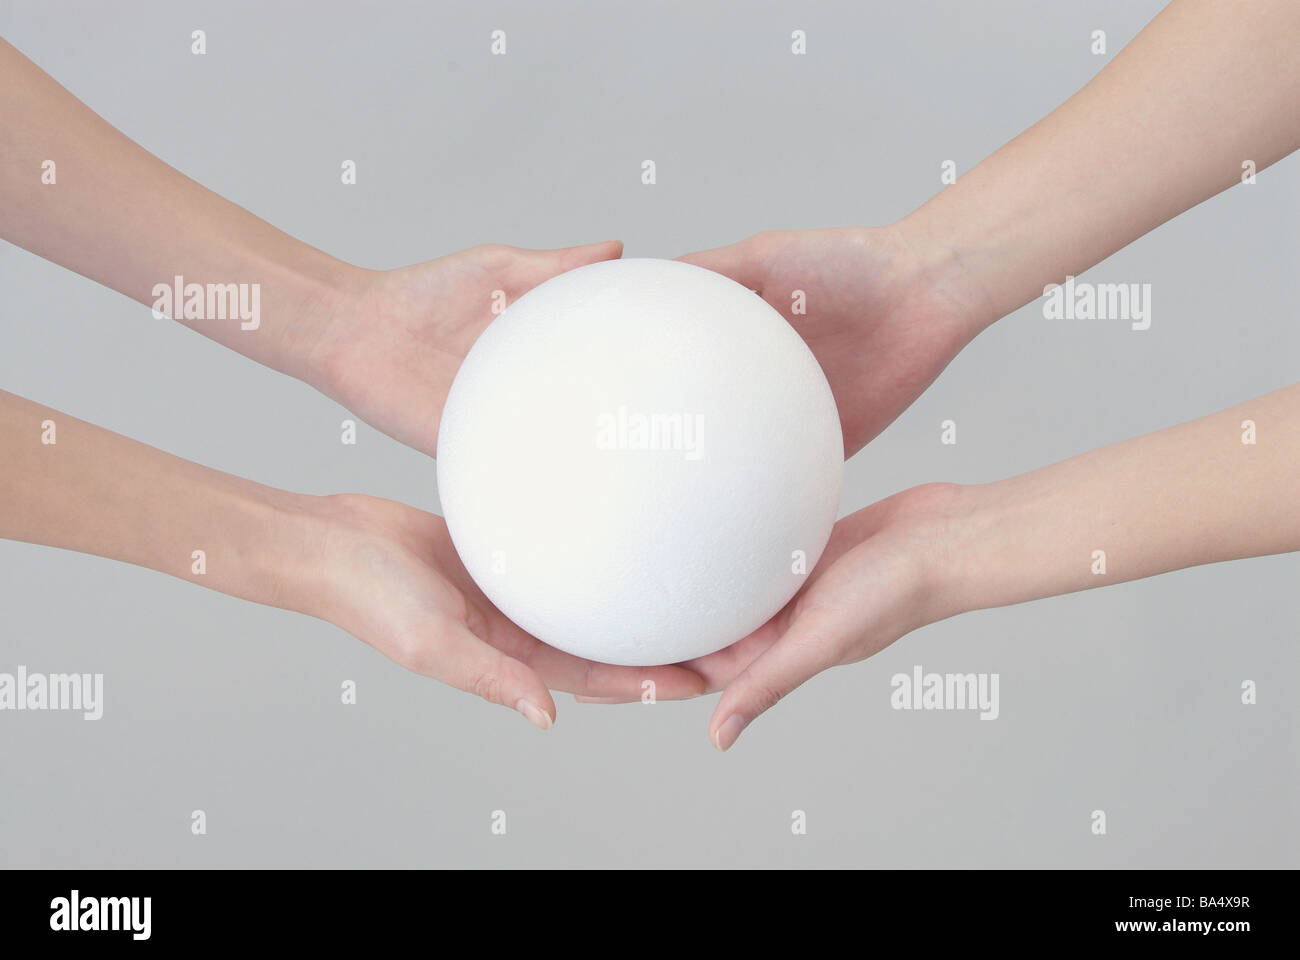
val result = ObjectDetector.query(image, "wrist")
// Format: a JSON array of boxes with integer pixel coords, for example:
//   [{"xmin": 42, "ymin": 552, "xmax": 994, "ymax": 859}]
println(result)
[
  {"xmin": 889, "ymin": 480, "xmax": 1023, "ymax": 629},
  {"xmin": 924, "ymin": 482, "xmax": 992, "ymax": 622},
  {"xmin": 264, "ymin": 256, "xmax": 374, "ymax": 385},
  {"xmin": 890, "ymin": 210, "xmax": 1001, "ymax": 341},
  {"xmin": 260, "ymin": 491, "xmax": 401, "ymax": 635},
  {"xmin": 230, "ymin": 486, "xmax": 341, "ymax": 618},
  {"xmin": 923, "ymin": 477, "xmax": 1062, "ymax": 620},
  {"xmin": 148, "ymin": 219, "xmax": 373, "ymax": 385},
  {"xmin": 869, "ymin": 482, "xmax": 984, "ymax": 631}
]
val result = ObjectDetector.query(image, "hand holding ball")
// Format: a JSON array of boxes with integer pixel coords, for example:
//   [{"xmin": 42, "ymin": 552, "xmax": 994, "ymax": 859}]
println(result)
[{"xmin": 436, "ymin": 259, "xmax": 843, "ymax": 666}]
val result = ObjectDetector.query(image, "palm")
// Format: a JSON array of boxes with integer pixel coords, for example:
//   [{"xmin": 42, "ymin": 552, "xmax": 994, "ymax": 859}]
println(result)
[
  {"xmin": 681, "ymin": 484, "xmax": 954, "ymax": 694},
  {"xmin": 320, "ymin": 494, "xmax": 707, "ymax": 707},
  {"xmin": 680, "ymin": 500, "xmax": 885, "ymax": 690},
  {"xmin": 682, "ymin": 227, "xmax": 976, "ymax": 458},
  {"xmin": 313, "ymin": 241, "xmax": 622, "ymax": 457}
]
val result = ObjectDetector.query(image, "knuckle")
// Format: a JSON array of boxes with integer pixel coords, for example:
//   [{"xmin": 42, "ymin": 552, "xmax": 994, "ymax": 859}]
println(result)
[
  {"xmin": 474, "ymin": 242, "xmax": 512, "ymax": 267},
  {"xmin": 580, "ymin": 658, "xmax": 599, "ymax": 695},
  {"xmin": 391, "ymin": 635, "xmax": 429, "ymax": 673},
  {"xmin": 471, "ymin": 671, "xmax": 504, "ymax": 705},
  {"xmin": 747, "ymin": 681, "xmax": 787, "ymax": 715}
]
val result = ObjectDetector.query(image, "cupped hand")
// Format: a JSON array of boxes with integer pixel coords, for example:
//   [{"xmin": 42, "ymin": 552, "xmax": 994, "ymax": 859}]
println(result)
[
  {"xmin": 679, "ymin": 226, "xmax": 986, "ymax": 458},
  {"xmin": 307, "ymin": 493, "xmax": 707, "ymax": 728},
  {"xmin": 577, "ymin": 483, "xmax": 968, "ymax": 749},
  {"xmin": 691, "ymin": 483, "xmax": 970, "ymax": 749},
  {"xmin": 308, "ymin": 241, "xmax": 623, "ymax": 457}
]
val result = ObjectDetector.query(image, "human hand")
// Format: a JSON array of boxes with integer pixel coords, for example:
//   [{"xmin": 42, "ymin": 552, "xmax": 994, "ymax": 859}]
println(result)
[
  {"xmin": 304, "ymin": 493, "xmax": 707, "ymax": 728},
  {"xmin": 577, "ymin": 482, "xmax": 965, "ymax": 747},
  {"xmin": 305, "ymin": 241, "xmax": 623, "ymax": 456},
  {"xmin": 680, "ymin": 226, "xmax": 987, "ymax": 458},
  {"xmin": 682, "ymin": 483, "xmax": 967, "ymax": 749},
  {"xmin": 0, "ymin": 386, "xmax": 703, "ymax": 729},
  {"xmin": 591, "ymin": 377, "xmax": 1300, "ymax": 749}
]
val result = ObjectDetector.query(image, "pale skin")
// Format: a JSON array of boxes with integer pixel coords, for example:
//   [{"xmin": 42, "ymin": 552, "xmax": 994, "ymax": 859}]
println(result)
[
  {"xmin": 4, "ymin": 1, "xmax": 1299, "ymax": 745},
  {"xmin": 681, "ymin": 0, "xmax": 1300, "ymax": 460},
  {"xmin": 0, "ymin": 36, "xmax": 676, "ymax": 725},
  {"xmin": 679, "ymin": 384, "xmax": 1300, "ymax": 749},
  {"xmin": 0, "ymin": 390, "xmax": 708, "ymax": 724},
  {"xmin": 583, "ymin": 0, "xmax": 1300, "ymax": 747},
  {"xmin": 0, "ymin": 35, "xmax": 620, "ymax": 456}
]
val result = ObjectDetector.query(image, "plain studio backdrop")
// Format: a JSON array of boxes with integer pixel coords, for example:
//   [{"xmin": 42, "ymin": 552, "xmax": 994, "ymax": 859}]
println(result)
[{"xmin": 1, "ymin": 0, "xmax": 1296, "ymax": 868}]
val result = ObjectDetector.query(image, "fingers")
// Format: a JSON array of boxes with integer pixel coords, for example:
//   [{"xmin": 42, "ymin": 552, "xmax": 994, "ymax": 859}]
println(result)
[
  {"xmin": 509, "ymin": 239, "xmax": 623, "ymax": 290},
  {"xmin": 707, "ymin": 614, "xmax": 843, "ymax": 751},
  {"xmin": 402, "ymin": 618, "xmax": 558, "ymax": 730},
  {"xmin": 679, "ymin": 623, "xmax": 785, "ymax": 694},
  {"xmin": 550, "ymin": 239, "xmax": 623, "ymax": 270},
  {"xmin": 570, "ymin": 615, "xmax": 787, "ymax": 705},
  {"xmin": 677, "ymin": 234, "xmax": 770, "ymax": 292},
  {"xmin": 568, "ymin": 672, "xmax": 697, "ymax": 706},
  {"xmin": 526, "ymin": 643, "xmax": 707, "ymax": 701}
]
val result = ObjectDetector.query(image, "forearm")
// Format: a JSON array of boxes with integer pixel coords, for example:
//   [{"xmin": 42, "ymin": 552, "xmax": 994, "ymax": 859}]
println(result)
[
  {"xmin": 0, "ymin": 389, "xmax": 329, "ymax": 612},
  {"xmin": 899, "ymin": 0, "xmax": 1300, "ymax": 331},
  {"xmin": 943, "ymin": 383, "xmax": 1300, "ymax": 615},
  {"xmin": 0, "ymin": 38, "xmax": 364, "ymax": 378}
]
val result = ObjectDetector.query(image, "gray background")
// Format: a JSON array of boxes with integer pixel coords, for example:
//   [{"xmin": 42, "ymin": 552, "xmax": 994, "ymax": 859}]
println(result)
[{"xmin": 1, "ymin": 0, "xmax": 1296, "ymax": 868}]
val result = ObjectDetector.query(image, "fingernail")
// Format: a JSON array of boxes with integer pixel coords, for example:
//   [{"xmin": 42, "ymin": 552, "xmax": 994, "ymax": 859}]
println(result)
[
  {"xmin": 712, "ymin": 714, "xmax": 748, "ymax": 751},
  {"xmin": 515, "ymin": 698, "xmax": 553, "ymax": 731}
]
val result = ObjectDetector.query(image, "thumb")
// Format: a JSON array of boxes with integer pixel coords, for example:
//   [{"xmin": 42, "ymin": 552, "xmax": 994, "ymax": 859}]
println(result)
[
  {"xmin": 514, "ymin": 239, "xmax": 623, "ymax": 287},
  {"xmin": 707, "ymin": 613, "xmax": 844, "ymax": 751},
  {"xmin": 677, "ymin": 234, "xmax": 770, "ymax": 292}
]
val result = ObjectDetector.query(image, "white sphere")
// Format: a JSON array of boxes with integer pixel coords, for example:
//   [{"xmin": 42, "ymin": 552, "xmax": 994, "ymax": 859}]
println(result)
[{"xmin": 436, "ymin": 258, "xmax": 843, "ymax": 666}]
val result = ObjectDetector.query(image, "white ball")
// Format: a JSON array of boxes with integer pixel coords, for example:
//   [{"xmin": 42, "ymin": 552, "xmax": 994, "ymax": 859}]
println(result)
[{"xmin": 436, "ymin": 258, "xmax": 843, "ymax": 666}]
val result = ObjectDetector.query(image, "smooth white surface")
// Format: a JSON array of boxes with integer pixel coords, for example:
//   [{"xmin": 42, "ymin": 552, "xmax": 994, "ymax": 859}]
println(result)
[{"xmin": 436, "ymin": 258, "xmax": 843, "ymax": 666}]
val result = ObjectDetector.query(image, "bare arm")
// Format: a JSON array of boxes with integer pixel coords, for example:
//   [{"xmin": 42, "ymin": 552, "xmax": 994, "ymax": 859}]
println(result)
[
  {"xmin": 681, "ymin": 382, "xmax": 1300, "ymax": 748},
  {"xmin": 0, "ymin": 389, "xmax": 319, "ymax": 605},
  {"xmin": 904, "ymin": 0, "xmax": 1300, "ymax": 331},
  {"xmin": 0, "ymin": 37, "xmax": 351, "ymax": 376},
  {"xmin": 684, "ymin": 0, "xmax": 1300, "ymax": 457},
  {"xmin": 0, "ymin": 389, "xmax": 706, "ymax": 723},
  {"xmin": 941, "ymin": 385, "xmax": 1300, "ymax": 613},
  {"xmin": 0, "ymin": 36, "xmax": 619, "ymax": 454}
]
